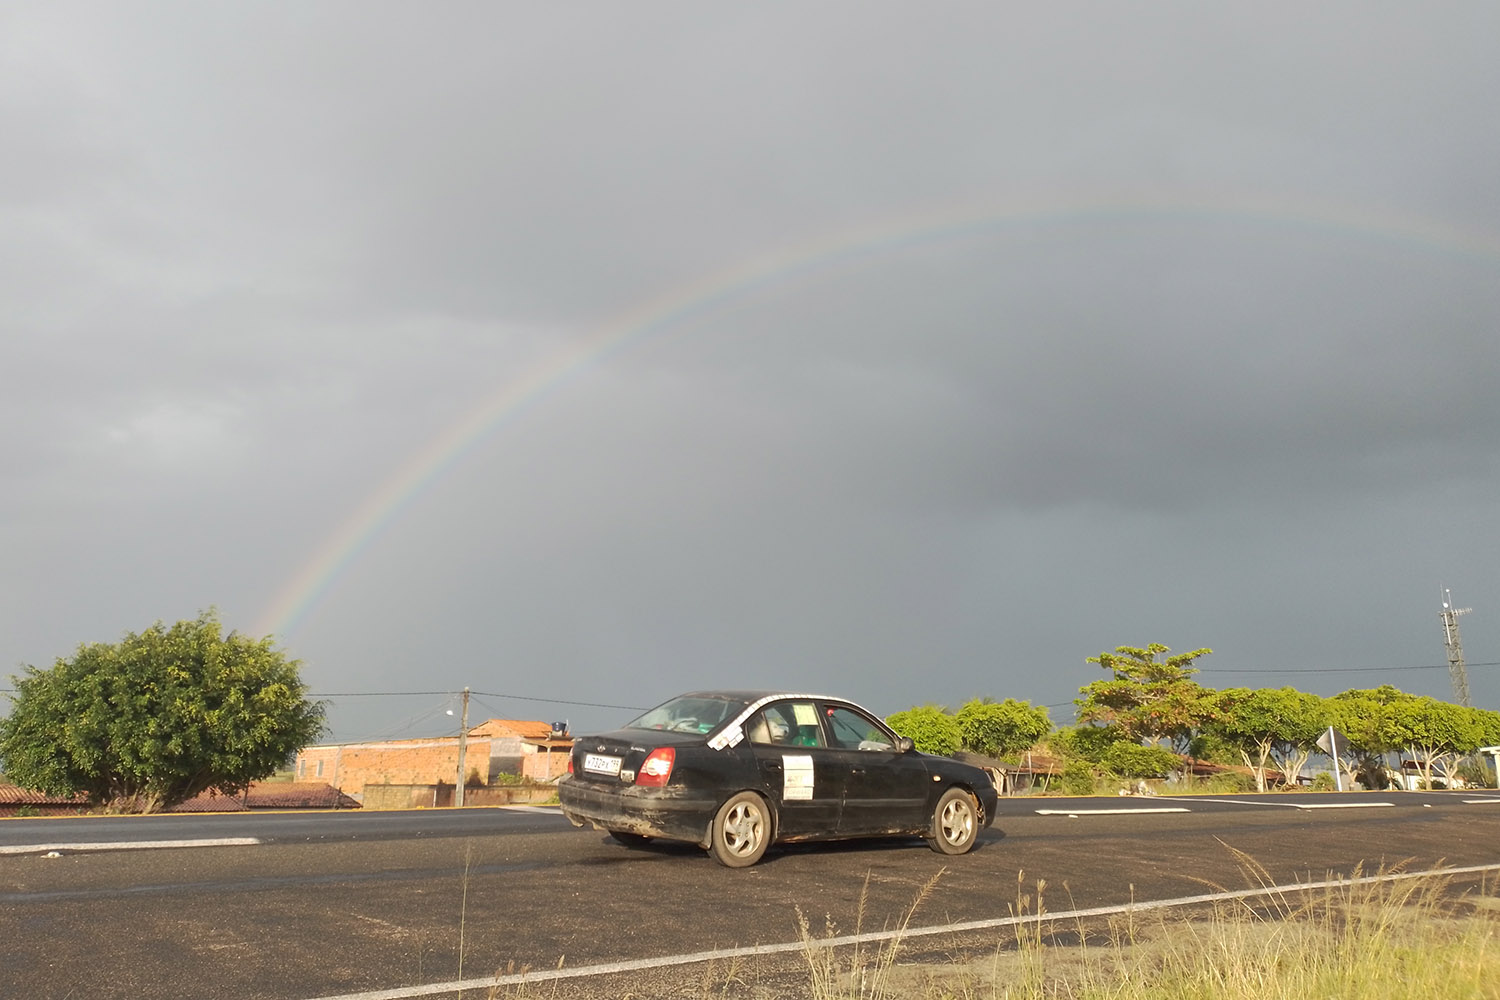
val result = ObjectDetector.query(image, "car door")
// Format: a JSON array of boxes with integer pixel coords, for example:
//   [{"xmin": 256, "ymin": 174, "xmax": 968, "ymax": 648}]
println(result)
[
  {"xmin": 745, "ymin": 700, "xmax": 844, "ymax": 838},
  {"xmin": 822, "ymin": 703, "xmax": 931, "ymax": 836}
]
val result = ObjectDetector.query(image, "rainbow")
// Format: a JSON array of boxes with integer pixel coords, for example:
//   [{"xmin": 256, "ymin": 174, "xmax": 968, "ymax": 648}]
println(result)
[{"xmin": 254, "ymin": 193, "xmax": 1500, "ymax": 639}]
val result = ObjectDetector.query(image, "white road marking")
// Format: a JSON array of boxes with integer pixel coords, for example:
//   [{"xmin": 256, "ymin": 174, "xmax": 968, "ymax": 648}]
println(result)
[
  {"xmin": 1462, "ymin": 798, "xmax": 1500, "ymax": 805},
  {"xmin": 1153, "ymin": 796, "xmax": 1283, "ymax": 807},
  {"xmin": 500, "ymin": 805, "xmax": 564, "ymax": 814},
  {"xmin": 293, "ymin": 861, "xmax": 1500, "ymax": 1000},
  {"xmin": 1034, "ymin": 807, "xmax": 1189, "ymax": 816},
  {"xmin": 0, "ymin": 837, "xmax": 261, "ymax": 855},
  {"xmin": 1152, "ymin": 796, "xmax": 1395, "ymax": 810}
]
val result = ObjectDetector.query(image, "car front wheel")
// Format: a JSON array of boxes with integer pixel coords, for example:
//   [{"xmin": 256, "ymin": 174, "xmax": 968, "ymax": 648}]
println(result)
[
  {"xmin": 928, "ymin": 787, "xmax": 978, "ymax": 855},
  {"xmin": 709, "ymin": 791, "xmax": 771, "ymax": 867}
]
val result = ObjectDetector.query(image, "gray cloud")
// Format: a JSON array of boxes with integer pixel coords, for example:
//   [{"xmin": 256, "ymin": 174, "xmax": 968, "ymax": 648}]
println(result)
[{"xmin": 3, "ymin": 3, "xmax": 1498, "ymax": 738}]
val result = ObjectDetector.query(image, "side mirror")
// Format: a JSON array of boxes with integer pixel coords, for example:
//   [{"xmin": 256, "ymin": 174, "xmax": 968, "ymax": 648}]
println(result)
[{"xmin": 896, "ymin": 737, "xmax": 915, "ymax": 753}]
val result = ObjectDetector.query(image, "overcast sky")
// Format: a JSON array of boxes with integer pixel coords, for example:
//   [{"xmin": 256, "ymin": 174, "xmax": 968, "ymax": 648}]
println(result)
[{"xmin": 4, "ymin": 4, "xmax": 1498, "ymax": 743}]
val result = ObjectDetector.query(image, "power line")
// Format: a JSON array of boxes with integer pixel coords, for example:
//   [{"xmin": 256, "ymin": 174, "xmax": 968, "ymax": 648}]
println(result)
[
  {"xmin": 1198, "ymin": 661, "xmax": 1500, "ymax": 676},
  {"xmin": 307, "ymin": 690, "xmax": 648, "ymax": 712},
  {"xmin": 310, "ymin": 690, "xmax": 455, "ymax": 697},
  {"xmin": 6, "ymin": 663, "xmax": 1499, "ymax": 701}
]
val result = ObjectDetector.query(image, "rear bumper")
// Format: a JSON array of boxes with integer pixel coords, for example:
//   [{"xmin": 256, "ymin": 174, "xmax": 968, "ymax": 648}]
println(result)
[{"xmin": 557, "ymin": 776, "xmax": 720, "ymax": 846}]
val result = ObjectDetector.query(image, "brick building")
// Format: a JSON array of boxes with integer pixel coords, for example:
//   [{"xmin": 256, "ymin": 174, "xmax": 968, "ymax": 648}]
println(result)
[{"xmin": 294, "ymin": 718, "xmax": 571, "ymax": 802}]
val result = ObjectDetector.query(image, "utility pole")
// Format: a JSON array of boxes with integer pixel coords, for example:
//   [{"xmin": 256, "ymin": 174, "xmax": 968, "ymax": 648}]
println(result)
[
  {"xmin": 1440, "ymin": 589, "xmax": 1472, "ymax": 708},
  {"xmin": 455, "ymin": 687, "xmax": 470, "ymax": 807}
]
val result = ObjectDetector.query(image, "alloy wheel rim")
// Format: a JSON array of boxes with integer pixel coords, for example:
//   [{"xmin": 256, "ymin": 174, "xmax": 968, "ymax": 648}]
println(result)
[
  {"xmin": 941, "ymin": 799, "xmax": 973, "ymax": 845},
  {"xmin": 726, "ymin": 803, "xmax": 762, "ymax": 855}
]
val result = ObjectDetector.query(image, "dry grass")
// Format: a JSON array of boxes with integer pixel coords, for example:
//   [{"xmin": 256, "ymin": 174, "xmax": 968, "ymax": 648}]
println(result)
[
  {"xmin": 796, "ymin": 868, "xmax": 947, "ymax": 1000},
  {"xmin": 889, "ymin": 850, "xmax": 1500, "ymax": 1000},
  {"xmin": 481, "ymin": 851, "xmax": 1500, "ymax": 999}
]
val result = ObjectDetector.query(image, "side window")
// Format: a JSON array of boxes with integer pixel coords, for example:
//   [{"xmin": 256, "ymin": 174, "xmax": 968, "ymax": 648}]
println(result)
[
  {"xmin": 746, "ymin": 711, "xmax": 773, "ymax": 745},
  {"xmin": 826, "ymin": 706, "xmax": 895, "ymax": 751},
  {"xmin": 752, "ymin": 702, "xmax": 824, "ymax": 748}
]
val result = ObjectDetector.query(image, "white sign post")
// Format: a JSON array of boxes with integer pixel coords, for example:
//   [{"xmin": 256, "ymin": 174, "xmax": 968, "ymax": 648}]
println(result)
[{"xmin": 1316, "ymin": 726, "xmax": 1349, "ymax": 791}]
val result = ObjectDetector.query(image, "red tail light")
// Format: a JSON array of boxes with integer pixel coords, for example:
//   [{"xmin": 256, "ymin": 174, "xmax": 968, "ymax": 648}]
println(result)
[
  {"xmin": 635, "ymin": 747, "xmax": 675, "ymax": 786},
  {"xmin": 567, "ymin": 754, "xmax": 573, "ymax": 774}
]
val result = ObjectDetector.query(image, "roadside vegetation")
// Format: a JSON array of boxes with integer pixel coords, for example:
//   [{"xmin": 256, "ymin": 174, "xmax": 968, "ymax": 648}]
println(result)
[
  {"xmin": 0, "ymin": 610, "xmax": 324, "ymax": 813},
  {"xmin": 796, "ymin": 859, "xmax": 1500, "ymax": 1000},
  {"xmin": 484, "ymin": 858, "xmax": 1499, "ymax": 999},
  {"xmin": 5, "ymin": 628, "xmax": 1498, "ymax": 813},
  {"xmin": 886, "ymin": 643, "xmax": 1500, "ymax": 793}
]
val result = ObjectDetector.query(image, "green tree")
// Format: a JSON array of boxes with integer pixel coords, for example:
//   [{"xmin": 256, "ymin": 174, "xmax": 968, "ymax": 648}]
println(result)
[
  {"xmin": 1050, "ymin": 723, "xmax": 1131, "ymax": 763},
  {"xmin": 1398, "ymin": 697, "xmax": 1482, "ymax": 789},
  {"xmin": 885, "ymin": 705, "xmax": 961, "ymax": 756},
  {"xmin": 1207, "ymin": 687, "xmax": 1326, "ymax": 792},
  {"xmin": 1076, "ymin": 643, "xmax": 1215, "ymax": 751},
  {"xmin": 1100, "ymin": 742, "xmax": 1181, "ymax": 779},
  {"xmin": 1327, "ymin": 686, "xmax": 1413, "ymax": 788},
  {"xmin": 953, "ymin": 698, "xmax": 1052, "ymax": 758},
  {"xmin": 0, "ymin": 611, "xmax": 325, "ymax": 813}
]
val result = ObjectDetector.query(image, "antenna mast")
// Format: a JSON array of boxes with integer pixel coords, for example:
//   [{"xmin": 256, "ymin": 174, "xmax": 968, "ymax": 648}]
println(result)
[{"xmin": 1439, "ymin": 588, "xmax": 1472, "ymax": 708}]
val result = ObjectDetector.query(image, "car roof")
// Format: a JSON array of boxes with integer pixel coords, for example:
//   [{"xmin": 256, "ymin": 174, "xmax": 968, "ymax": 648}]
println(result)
[{"xmin": 676, "ymin": 690, "xmax": 845, "ymax": 703}]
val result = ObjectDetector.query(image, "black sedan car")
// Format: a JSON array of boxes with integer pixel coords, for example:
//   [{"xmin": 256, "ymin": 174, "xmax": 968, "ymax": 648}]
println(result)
[{"xmin": 558, "ymin": 690, "xmax": 999, "ymax": 867}]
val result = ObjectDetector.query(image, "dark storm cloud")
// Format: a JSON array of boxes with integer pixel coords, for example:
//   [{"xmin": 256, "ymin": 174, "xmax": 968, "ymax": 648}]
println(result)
[{"xmin": 3, "ymin": 3, "xmax": 1498, "ymax": 737}]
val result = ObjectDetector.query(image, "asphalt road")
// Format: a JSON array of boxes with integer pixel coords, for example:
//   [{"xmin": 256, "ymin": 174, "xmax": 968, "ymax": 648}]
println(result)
[{"xmin": 3, "ymin": 790, "xmax": 1498, "ymax": 1000}]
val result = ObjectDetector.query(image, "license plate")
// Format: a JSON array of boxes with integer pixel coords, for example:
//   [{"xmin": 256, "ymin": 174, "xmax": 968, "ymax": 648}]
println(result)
[{"xmin": 584, "ymin": 753, "xmax": 622, "ymax": 775}]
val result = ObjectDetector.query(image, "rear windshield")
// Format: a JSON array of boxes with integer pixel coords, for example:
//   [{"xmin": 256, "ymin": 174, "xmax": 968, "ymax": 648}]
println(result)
[{"xmin": 626, "ymin": 695, "xmax": 747, "ymax": 735}]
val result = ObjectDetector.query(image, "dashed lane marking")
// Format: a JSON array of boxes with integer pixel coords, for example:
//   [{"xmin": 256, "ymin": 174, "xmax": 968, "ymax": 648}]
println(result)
[
  {"xmin": 1152, "ymin": 796, "xmax": 1395, "ymax": 810},
  {"xmin": 1153, "ymin": 796, "xmax": 1284, "ymax": 807},
  {"xmin": 292, "ymin": 861, "xmax": 1500, "ymax": 1000},
  {"xmin": 0, "ymin": 837, "xmax": 261, "ymax": 855},
  {"xmin": 1033, "ymin": 807, "xmax": 1190, "ymax": 816},
  {"xmin": 500, "ymin": 805, "xmax": 565, "ymax": 814}
]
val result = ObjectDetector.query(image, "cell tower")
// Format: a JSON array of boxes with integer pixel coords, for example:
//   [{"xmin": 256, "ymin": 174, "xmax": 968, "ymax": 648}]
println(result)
[{"xmin": 1439, "ymin": 588, "xmax": 1472, "ymax": 708}]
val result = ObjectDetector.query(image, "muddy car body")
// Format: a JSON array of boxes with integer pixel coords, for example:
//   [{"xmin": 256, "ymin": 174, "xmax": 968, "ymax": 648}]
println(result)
[{"xmin": 558, "ymin": 690, "xmax": 999, "ymax": 866}]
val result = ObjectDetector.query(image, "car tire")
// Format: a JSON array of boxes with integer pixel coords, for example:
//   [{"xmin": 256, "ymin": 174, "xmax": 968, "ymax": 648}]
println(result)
[
  {"xmin": 928, "ymin": 787, "xmax": 978, "ymax": 855},
  {"xmin": 608, "ymin": 830, "xmax": 651, "ymax": 847},
  {"xmin": 709, "ymin": 791, "xmax": 771, "ymax": 867}
]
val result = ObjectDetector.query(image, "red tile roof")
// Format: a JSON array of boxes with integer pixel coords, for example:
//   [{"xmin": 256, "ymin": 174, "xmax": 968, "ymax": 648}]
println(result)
[
  {"xmin": 176, "ymin": 782, "xmax": 360, "ymax": 811},
  {"xmin": 467, "ymin": 718, "xmax": 556, "ymax": 740},
  {"xmin": 0, "ymin": 782, "xmax": 359, "ymax": 813},
  {"xmin": 245, "ymin": 781, "xmax": 360, "ymax": 809},
  {"xmin": 0, "ymin": 785, "xmax": 86, "ymax": 806},
  {"xmin": 171, "ymin": 791, "xmax": 249, "ymax": 812}
]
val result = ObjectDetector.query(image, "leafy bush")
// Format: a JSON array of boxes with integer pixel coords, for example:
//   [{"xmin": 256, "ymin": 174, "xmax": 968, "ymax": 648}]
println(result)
[
  {"xmin": 1201, "ymin": 770, "xmax": 1258, "ymax": 793},
  {"xmin": 953, "ymin": 698, "xmax": 1051, "ymax": 758},
  {"xmin": 0, "ymin": 610, "xmax": 324, "ymax": 813},
  {"xmin": 1050, "ymin": 722, "xmax": 1128, "ymax": 761},
  {"xmin": 885, "ymin": 706, "xmax": 961, "ymax": 756},
  {"xmin": 1457, "ymin": 759, "xmax": 1493, "ymax": 789},
  {"xmin": 1311, "ymin": 772, "xmax": 1336, "ymax": 791},
  {"xmin": 1058, "ymin": 759, "xmax": 1098, "ymax": 795},
  {"xmin": 1100, "ymin": 742, "xmax": 1180, "ymax": 778},
  {"xmin": 1052, "ymin": 724, "xmax": 1130, "ymax": 763},
  {"xmin": 1186, "ymin": 731, "xmax": 1239, "ymax": 765}
]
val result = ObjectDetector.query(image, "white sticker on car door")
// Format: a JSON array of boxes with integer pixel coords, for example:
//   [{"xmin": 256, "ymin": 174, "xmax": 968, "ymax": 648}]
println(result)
[{"xmin": 782, "ymin": 754, "xmax": 814, "ymax": 800}]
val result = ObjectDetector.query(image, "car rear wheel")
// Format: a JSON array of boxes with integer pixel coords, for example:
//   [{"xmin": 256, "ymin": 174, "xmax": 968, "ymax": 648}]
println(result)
[
  {"xmin": 709, "ymin": 791, "xmax": 770, "ymax": 867},
  {"xmin": 608, "ymin": 830, "xmax": 651, "ymax": 847},
  {"xmin": 928, "ymin": 787, "xmax": 978, "ymax": 855}
]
